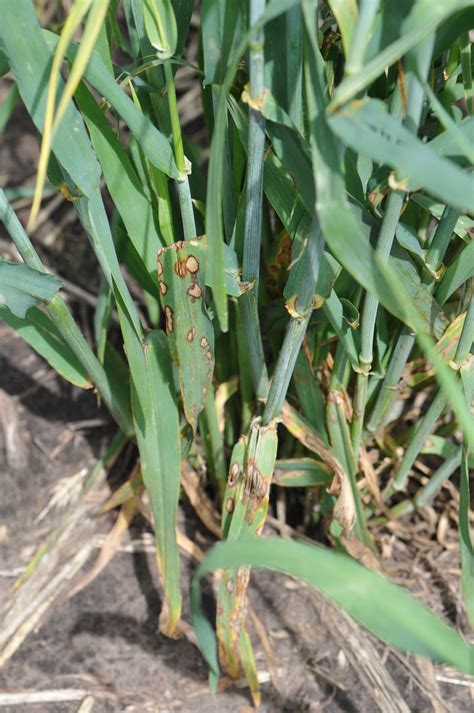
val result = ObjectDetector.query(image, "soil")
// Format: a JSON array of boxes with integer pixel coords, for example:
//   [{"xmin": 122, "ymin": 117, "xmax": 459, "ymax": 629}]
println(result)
[{"xmin": 1, "ymin": 69, "xmax": 473, "ymax": 713}]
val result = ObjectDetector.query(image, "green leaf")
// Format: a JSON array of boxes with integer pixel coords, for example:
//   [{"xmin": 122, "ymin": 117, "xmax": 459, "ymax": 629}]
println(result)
[
  {"xmin": 74, "ymin": 191, "xmax": 143, "ymax": 337},
  {"xmin": 328, "ymin": 99, "xmax": 474, "ymax": 212},
  {"xmin": 205, "ymin": 0, "xmax": 304, "ymax": 331},
  {"xmin": 143, "ymin": 0, "xmax": 177, "ymax": 59},
  {"xmin": 157, "ymin": 238, "xmax": 215, "ymax": 430},
  {"xmin": 201, "ymin": 0, "xmax": 245, "ymax": 86},
  {"xmin": 274, "ymin": 458, "xmax": 331, "ymax": 487},
  {"xmin": 0, "ymin": 260, "xmax": 62, "ymax": 318},
  {"xmin": 0, "ymin": 305, "xmax": 91, "ymax": 388},
  {"xmin": 192, "ymin": 538, "xmax": 474, "ymax": 686},
  {"xmin": 0, "ymin": 81, "xmax": 19, "ymax": 133},
  {"xmin": 436, "ymin": 239, "xmax": 474, "ymax": 305},
  {"xmin": 117, "ymin": 302, "xmax": 182, "ymax": 635},
  {"xmin": 75, "ymin": 81, "xmax": 164, "ymax": 274},
  {"xmin": 42, "ymin": 31, "xmax": 180, "ymax": 180},
  {"xmin": 0, "ymin": 0, "xmax": 101, "ymax": 197},
  {"xmin": 328, "ymin": 0, "xmax": 474, "ymax": 110},
  {"xmin": 327, "ymin": 0, "xmax": 358, "ymax": 56}
]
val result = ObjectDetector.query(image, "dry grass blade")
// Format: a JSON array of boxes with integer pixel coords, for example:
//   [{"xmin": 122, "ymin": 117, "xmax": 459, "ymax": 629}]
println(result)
[{"xmin": 67, "ymin": 498, "xmax": 137, "ymax": 598}]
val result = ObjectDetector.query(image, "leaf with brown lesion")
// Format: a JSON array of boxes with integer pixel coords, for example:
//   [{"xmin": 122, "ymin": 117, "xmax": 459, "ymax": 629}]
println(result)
[{"xmin": 157, "ymin": 237, "xmax": 214, "ymax": 430}]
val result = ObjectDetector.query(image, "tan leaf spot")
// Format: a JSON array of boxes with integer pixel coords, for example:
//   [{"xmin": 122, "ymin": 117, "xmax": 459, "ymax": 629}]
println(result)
[
  {"xmin": 164, "ymin": 305, "xmax": 174, "ymax": 333},
  {"xmin": 159, "ymin": 281, "xmax": 168, "ymax": 296},
  {"xmin": 187, "ymin": 282, "xmax": 202, "ymax": 300},
  {"xmin": 225, "ymin": 498, "xmax": 234, "ymax": 514},
  {"xmin": 174, "ymin": 260, "xmax": 187, "ymax": 278},
  {"xmin": 187, "ymin": 327, "xmax": 196, "ymax": 342},
  {"xmin": 228, "ymin": 462, "xmax": 239, "ymax": 487},
  {"xmin": 200, "ymin": 337, "xmax": 209, "ymax": 349},
  {"xmin": 157, "ymin": 257, "xmax": 163, "ymax": 276},
  {"xmin": 206, "ymin": 350, "xmax": 213, "ymax": 361},
  {"xmin": 185, "ymin": 255, "xmax": 199, "ymax": 274}
]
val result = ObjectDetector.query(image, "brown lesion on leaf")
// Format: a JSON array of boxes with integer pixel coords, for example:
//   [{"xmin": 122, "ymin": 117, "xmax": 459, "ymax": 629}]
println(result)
[
  {"xmin": 225, "ymin": 498, "xmax": 235, "ymax": 514},
  {"xmin": 164, "ymin": 305, "xmax": 174, "ymax": 333},
  {"xmin": 200, "ymin": 337, "xmax": 209, "ymax": 349},
  {"xmin": 206, "ymin": 350, "xmax": 213, "ymax": 361},
  {"xmin": 187, "ymin": 326, "xmax": 196, "ymax": 342},
  {"xmin": 159, "ymin": 281, "xmax": 168, "ymax": 296},
  {"xmin": 174, "ymin": 259, "xmax": 188, "ymax": 278},
  {"xmin": 185, "ymin": 255, "xmax": 199, "ymax": 274},
  {"xmin": 187, "ymin": 282, "xmax": 202, "ymax": 300},
  {"xmin": 228, "ymin": 461, "xmax": 240, "ymax": 488},
  {"xmin": 157, "ymin": 253, "xmax": 163, "ymax": 277}
]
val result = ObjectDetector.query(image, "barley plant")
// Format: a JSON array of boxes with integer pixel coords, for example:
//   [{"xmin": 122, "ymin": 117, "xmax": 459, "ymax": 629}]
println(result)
[{"xmin": 0, "ymin": 0, "xmax": 473, "ymax": 705}]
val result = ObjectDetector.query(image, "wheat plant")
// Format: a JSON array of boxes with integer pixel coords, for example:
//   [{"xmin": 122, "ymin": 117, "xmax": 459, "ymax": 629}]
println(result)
[{"xmin": 0, "ymin": 0, "xmax": 473, "ymax": 704}]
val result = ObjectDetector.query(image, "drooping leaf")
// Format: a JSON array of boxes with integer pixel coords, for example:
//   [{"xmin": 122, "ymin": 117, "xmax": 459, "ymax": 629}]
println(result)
[
  {"xmin": 328, "ymin": 98, "xmax": 474, "ymax": 212},
  {"xmin": 0, "ymin": 305, "xmax": 90, "ymax": 388},
  {"xmin": 0, "ymin": 260, "xmax": 62, "ymax": 318},
  {"xmin": 42, "ymin": 31, "xmax": 180, "ymax": 179},
  {"xmin": 328, "ymin": 0, "xmax": 474, "ymax": 110},
  {"xmin": 192, "ymin": 537, "xmax": 474, "ymax": 688}
]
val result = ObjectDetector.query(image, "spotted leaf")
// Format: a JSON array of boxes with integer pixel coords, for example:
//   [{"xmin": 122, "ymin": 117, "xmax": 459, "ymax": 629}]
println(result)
[{"xmin": 157, "ymin": 238, "xmax": 214, "ymax": 430}]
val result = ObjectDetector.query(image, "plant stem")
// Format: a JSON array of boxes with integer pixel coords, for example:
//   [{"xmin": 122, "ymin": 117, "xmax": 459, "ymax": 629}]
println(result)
[
  {"xmin": 460, "ymin": 32, "xmax": 473, "ymax": 115},
  {"xmin": 351, "ymin": 189, "xmax": 404, "ymax": 453},
  {"xmin": 344, "ymin": 0, "xmax": 380, "ymax": 77},
  {"xmin": 164, "ymin": 60, "xmax": 185, "ymax": 173},
  {"xmin": 393, "ymin": 294, "xmax": 474, "ymax": 491},
  {"xmin": 351, "ymin": 36, "xmax": 434, "ymax": 454},
  {"xmin": 241, "ymin": 0, "xmax": 269, "ymax": 400},
  {"xmin": 327, "ymin": 343, "xmax": 372, "ymax": 547},
  {"xmin": 414, "ymin": 450, "xmax": 462, "ymax": 508},
  {"xmin": 0, "ymin": 189, "xmax": 133, "ymax": 436},
  {"xmin": 262, "ymin": 218, "xmax": 324, "ymax": 424},
  {"xmin": 164, "ymin": 59, "xmax": 196, "ymax": 241},
  {"xmin": 368, "ymin": 205, "xmax": 461, "ymax": 433}
]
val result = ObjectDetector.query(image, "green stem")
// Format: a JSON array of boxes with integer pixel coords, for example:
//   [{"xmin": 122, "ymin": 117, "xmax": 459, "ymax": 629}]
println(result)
[
  {"xmin": 352, "ymin": 189, "xmax": 404, "ymax": 453},
  {"xmin": 345, "ymin": 0, "xmax": 380, "ymax": 77},
  {"xmin": 241, "ymin": 0, "xmax": 269, "ymax": 400},
  {"xmin": 327, "ymin": 344, "xmax": 372, "ymax": 547},
  {"xmin": 262, "ymin": 218, "xmax": 324, "ymax": 425},
  {"xmin": 164, "ymin": 60, "xmax": 196, "ymax": 241},
  {"xmin": 460, "ymin": 32, "xmax": 473, "ymax": 115},
  {"xmin": 0, "ymin": 189, "xmax": 133, "ymax": 436},
  {"xmin": 393, "ymin": 294, "xmax": 474, "ymax": 492},
  {"xmin": 164, "ymin": 60, "xmax": 185, "ymax": 173},
  {"xmin": 368, "ymin": 205, "xmax": 460, "ymax": 433},
  {"xmin": 352, "ymin": 37, "xmax": 434, "ymax": 453},
  {"xmin": 199, "ymin": 386, "xmax": 227, "ymax": 498},
  {"xmin": 414, "ymin": 451, "xmax": 462, "ymax": 508}
]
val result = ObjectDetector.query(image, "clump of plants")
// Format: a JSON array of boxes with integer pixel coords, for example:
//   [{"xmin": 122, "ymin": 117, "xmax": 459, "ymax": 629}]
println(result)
[{"xmin": 0, "ymin": 0, "xmax": 473, "ymax": 704}]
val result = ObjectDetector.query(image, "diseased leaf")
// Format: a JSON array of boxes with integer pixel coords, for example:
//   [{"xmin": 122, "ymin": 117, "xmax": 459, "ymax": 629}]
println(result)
[
  {"xmin": 157, "ymin": 238, "xmax": 215, "ymax": 430},
  {"xmin": 217, "ymin": 419, "xmax": 279, "ymax": 704},
  {"xmin": 0, "ymin": 260, "xmax": 62, "ymax": 318},
  {"xmin": 274, "ymin": 458, "xmax": 331, "ymax": 487}
]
